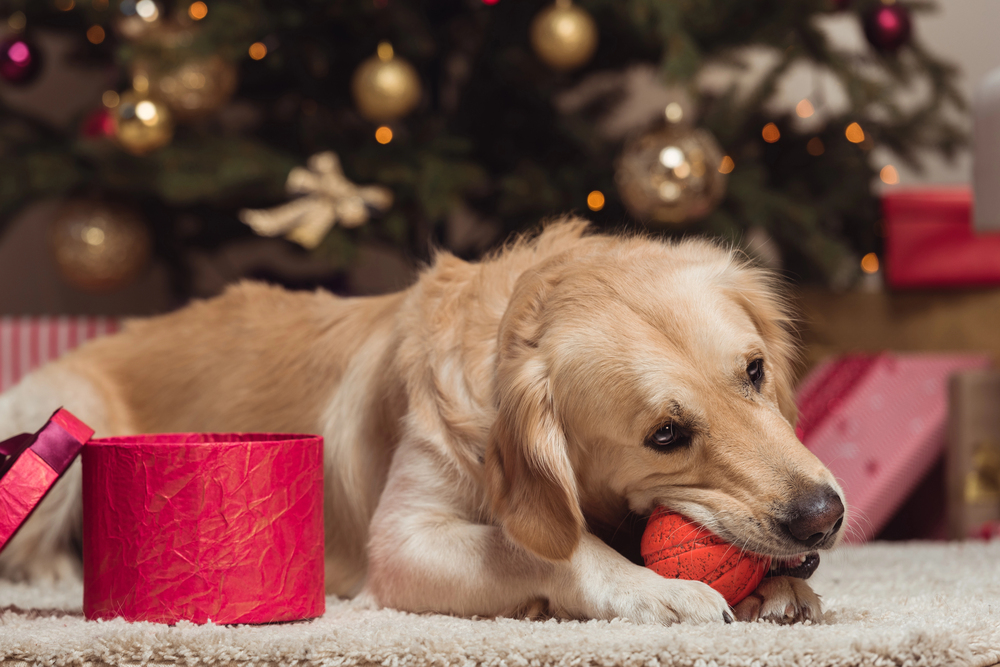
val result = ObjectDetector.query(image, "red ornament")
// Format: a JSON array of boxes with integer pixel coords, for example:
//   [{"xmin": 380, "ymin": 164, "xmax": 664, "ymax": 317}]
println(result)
[
  {"xmin": 80, "ymin": 108, "xmax": 116, "ymax": 139},
  {"xmin": 641, "ymin": 508, "xmax": 771, "ymax": 607},
  {"xmin": 863, "ymin": 4, "xmax": 912, "ymax": 53},
  {"xmin": 0, "ymin": 36, "xmax": 43, "ymax": 86}
]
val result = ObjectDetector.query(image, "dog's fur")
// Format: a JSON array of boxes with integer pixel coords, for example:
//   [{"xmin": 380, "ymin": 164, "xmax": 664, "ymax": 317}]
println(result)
[{"xmin": 0, "ymin": 219, "xmax": 844, "ymax": 624}]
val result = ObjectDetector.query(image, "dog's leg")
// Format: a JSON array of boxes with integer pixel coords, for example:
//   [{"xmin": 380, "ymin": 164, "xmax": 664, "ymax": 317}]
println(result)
[
  {"xmin": 364, "ymin": 451, "xmax": 731, "ymax": 624},
  {"xmin": 0, "ymin": 365, "xmax": 113, "ymax": 582},
  {"xmin": 732, "ymin": 576, "xmax": 822, "ymax": 623}
]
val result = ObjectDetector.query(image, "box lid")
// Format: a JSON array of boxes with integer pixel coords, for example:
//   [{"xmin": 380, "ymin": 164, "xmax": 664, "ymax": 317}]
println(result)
[{"xmin": 0, "ymin": 408, "xmax": 94, "ymax": 553}]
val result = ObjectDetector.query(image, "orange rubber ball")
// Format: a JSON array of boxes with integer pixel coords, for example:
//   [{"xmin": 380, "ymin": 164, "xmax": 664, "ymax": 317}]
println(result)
[{"xmin": 641, "ymin": 507, "xmax": 772, "ymax": 606}]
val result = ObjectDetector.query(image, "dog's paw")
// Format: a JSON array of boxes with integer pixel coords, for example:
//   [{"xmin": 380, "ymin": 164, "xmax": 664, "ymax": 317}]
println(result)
[
  {"xmin": 732, "ymin": 576, "xmax": 821, "ymax": 624},
  {"xmin": 577, "ymin": 567, "xmax": 732, "ymax": 625}
]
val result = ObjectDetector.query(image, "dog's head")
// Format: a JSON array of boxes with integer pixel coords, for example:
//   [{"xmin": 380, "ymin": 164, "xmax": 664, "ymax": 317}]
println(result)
[{"xmin": 485, "ymin": 225, "xmax": 845, "ymax": 563}]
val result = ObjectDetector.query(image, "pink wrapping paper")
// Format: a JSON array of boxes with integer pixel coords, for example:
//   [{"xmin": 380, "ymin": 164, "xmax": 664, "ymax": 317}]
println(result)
[
  {"xmin": 0, "ymin": 408, "xmax": 93, "ymax": 552},
  {"xmin": 82, "ymin": 433, "xmax": 325, "ymax": 625}
]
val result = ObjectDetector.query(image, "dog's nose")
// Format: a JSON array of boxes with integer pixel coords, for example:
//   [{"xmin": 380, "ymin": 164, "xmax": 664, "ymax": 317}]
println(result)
[{"xmin": 783, "ymin": 486, "xmax": 845, "ymax": 548}]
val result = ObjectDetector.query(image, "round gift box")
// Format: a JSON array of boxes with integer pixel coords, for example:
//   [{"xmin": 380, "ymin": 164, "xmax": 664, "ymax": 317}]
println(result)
[{"xmin": 82, "ymin": 433, "xmax": 325, "ymax": 624}]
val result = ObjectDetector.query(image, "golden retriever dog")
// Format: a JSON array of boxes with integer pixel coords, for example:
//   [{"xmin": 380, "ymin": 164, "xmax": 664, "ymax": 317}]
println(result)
[{"xmin": 0, "ymin": 219, "xmax": 844, "ymax": 624}]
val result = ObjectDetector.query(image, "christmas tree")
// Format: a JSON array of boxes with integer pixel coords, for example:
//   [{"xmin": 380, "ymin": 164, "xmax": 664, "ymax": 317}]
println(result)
[{"xmin": 0, "ymin": 0, "xmax": 965, "ymax": 298}]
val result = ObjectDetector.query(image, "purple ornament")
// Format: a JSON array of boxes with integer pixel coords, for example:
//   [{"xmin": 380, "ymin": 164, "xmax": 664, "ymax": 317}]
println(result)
[
  {"xmin": 0, "ymin": 36, "xmax": 43, "ymax": 85},
  {"xmin": 863, "ymin": 5, "xmax": 912, "ymax": 53}
]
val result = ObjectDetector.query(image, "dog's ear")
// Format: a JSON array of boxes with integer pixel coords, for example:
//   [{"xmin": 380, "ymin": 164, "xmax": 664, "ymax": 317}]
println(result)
[
  {"xmin": 485, "ymin": 268, "xmax": 585, "ymax": 562},
  {"xmin": 728, "ymin": 264, "xmax": 800, "ymax": 425}
]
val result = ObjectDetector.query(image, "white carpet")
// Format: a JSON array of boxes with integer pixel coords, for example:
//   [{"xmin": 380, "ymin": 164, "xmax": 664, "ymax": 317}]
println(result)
[{"xmin": 1, "ymin": 541, "xmax": 999, "ymax": 667}]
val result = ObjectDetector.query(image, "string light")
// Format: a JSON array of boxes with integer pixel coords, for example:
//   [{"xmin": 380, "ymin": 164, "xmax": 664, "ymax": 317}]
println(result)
[
  {"xmin": 87, "ymin": 25, "xmax": 106, "ymax": 44},
  {"xmin": 102, "ymin": 90, "xmax": 120, "ymax": 108},
  {"xmin": 249, "ymin": 42, "xmax": 267, "ymax": 60},
  {"xmin": 762, "ymin": 123, "xmax": 780, "ymax": 143},
  {"xmin": 845, "ymin": 122, "xmax": 865, "ymax": 143},
  {"xmin": 880, "ymin": 164, "xmax": 899, "ymax": 184},
  {"xmin": 188, "ymin": 1, "xmax": 208, "ymax": 20},
  {"xmin": 795, "ymin": 99, "xmax": 815, "ymax": 118},
  {"xmin": 807, "ymin": 137, "xmax": 825, "ymax": 156},
  {"xmin": 375, "ymin": 126, "xmax": 393, "ymax": 144},
  {"xmin": 860, "ymin": 253, "xmax": 879, "ymax": 274},
  {"xmin": 587, "ymin": 190, "xmax": 605, "ymax": 211},
  {"xmin": 719, "ymin": 155, "xmax": 735, "ymax": 174}
]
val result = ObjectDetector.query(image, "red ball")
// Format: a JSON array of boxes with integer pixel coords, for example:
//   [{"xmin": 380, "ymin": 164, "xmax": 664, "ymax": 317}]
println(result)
[{"xmin": 641, "ymin": 508, "xmax": 771, "ymax": 606}]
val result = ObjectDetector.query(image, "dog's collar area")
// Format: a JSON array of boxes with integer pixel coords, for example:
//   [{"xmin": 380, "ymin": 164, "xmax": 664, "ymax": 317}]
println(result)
[{"xmin": 768, "ymin": 551, "xmax": 820, "ymax": 579}]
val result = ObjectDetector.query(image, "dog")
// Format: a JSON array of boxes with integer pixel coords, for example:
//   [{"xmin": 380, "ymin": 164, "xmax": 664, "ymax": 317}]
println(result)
[{"xmin": 0, "ymin": 219, "xmax": 845, "ymax": 624}]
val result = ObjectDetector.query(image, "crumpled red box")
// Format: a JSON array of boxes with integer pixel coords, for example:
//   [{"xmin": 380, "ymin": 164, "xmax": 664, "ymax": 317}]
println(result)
[
  {"xmin": 82, "ymin": 433, "xmax": 325, "ymax": 625},
  {"xmin": 0, "ymin": 409, "xmax": 94, "ymax": 553}
]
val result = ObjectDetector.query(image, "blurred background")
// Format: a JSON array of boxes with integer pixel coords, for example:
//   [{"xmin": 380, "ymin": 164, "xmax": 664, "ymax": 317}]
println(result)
[{"xmin": 1, "ymin": 0, "xmax": 999, "ymax": 544}]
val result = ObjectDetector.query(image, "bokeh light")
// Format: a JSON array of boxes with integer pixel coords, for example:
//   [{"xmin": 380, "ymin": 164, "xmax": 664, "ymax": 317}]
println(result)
[
  {"xmin": 587, "ymin": 190, "xmax": 605, "ymax": 211},
  {"xmin": 795, "ymin": 99, "xmax": 815, "ymax": 118},
  {"xmin": 861, "ymin": 253, "xmax": 879, "ymax": 274},
  {"xmin": 845, "ymin": 122, "xmax": 865, "ymax": 143},
  {"xmin": 807, "ymin": 137, "xmax": 825, "ymax": 156},
  {"xmin": 375, "ymin": 126, "xmax": 393, "ymax": 144},
  {"xmin": 718, "ymin": 155, "xmax": 735, "ymax": 174},
  {"xmin": 188, "ymin": 2, "xmax": 208, "ymax": 20},
  {"xmin": 87, "ymin": 26, "xmax": 106, "ymax": 44},
  {"xmin": 880, "ymin": 165, "xmax": 899, "ymax": 184},
  {"xmin": 249, "ymin": 42, "xmax": 267, "ymax": 60},
  {"xmin": 762, "ymin": 123, "xmax": 780, "ymax": 143}
]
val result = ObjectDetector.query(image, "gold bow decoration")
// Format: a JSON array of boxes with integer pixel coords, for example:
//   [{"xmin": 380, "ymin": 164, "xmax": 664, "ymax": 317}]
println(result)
[{"xmin": 239, "ymin": 152, "xmax": 393, "ymax": 249}]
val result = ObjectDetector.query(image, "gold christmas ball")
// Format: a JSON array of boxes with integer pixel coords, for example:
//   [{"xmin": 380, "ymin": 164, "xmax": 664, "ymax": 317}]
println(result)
[
  {"xmin": 140, "ymin": 56, "xmax": 238, "ymax": 119},
  {"xmin": 49, "ymin": 200, "xmax": 152, "ymax": 292},
  {"xmin": 351, "ymin": 42, "xmax": 422, "ymax": 122},
  {"xmin": 615, "ymin": 124, "xmax": 728, "ymax": 224},
  {"xmin": 530, "ymin": 0, "xmax": 598, "ymax": 71},
  {"xmin": 113, "ymin": 90, "xmax": 174, "ymax": 155},
  {"xmin": 113, "ymin": 0, "xmax": 165, "ymax": 41}
]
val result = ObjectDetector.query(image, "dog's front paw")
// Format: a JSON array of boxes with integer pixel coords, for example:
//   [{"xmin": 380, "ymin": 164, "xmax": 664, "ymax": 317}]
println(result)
[
  {"xmin": 573, "ymin": 566, "xmax": 732, "ymax": 625},
  {"xmin": 732, "ymin": 576, "xmax": 821, "ymax": 624}
]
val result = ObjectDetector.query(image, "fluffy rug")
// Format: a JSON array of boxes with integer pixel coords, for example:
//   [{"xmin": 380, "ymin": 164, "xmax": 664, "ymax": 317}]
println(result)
[{"xmin": 1, "ymin": 541, "xmax": 999, "ymax": 667}]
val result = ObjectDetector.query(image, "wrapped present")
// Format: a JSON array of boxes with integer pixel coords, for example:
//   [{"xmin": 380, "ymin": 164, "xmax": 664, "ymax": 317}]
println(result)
[
  {"xmin": 947, "ymin": 370, "xmax": 1000, "ymax": 539},
  {"xmin": 83, "ymin": 432, "xmax": 326, "ymax": 624},
  {"xmin": 884, "ymin": 187, "xmax": 1000, "ymax": 289},
  {"xmin": 795, "ymin": 353, "xmax": 992, "ymax": 542},
  {"xmin": 0, "ymin": 409, "xmax": 94, "ymax": 552}
]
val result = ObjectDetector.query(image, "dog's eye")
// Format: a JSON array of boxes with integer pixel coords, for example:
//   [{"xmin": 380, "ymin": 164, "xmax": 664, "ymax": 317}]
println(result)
[
  {"xmin": 645, "ymin": 423, "xmax": 689, "ymax": 452},
  {"xmin": 747, "ymin": 358, "xmax": 765, "ymax": 392}
]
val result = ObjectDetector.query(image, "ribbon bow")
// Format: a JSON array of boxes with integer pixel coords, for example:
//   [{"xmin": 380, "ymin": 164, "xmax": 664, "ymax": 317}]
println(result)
[{"xmin": 239, "ymin": 151, "xmax": 393, "ymax": 249}]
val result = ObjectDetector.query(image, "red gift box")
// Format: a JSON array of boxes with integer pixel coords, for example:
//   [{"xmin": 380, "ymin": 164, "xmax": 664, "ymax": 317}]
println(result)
[
  {"xmin": 884, "ymin": 187, "xmax": 1000, "ymax": 288},
  {"xmin": 2, "ymin": 407, "xmax": 326, "ymax": 625},
  {"xmin": 0, "ymin": 409, "xmax": 94, "ymax": 552},
  {"xmin": 83, "ymin": 432, "xmax": 326, "ymax": 624},
  {"xmin": 795, "ymin": 352, "xmax": 992, "ymax": 542}
]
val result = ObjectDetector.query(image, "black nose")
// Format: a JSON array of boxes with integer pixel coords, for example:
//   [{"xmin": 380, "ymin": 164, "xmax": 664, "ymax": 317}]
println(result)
[{"xmin": 783, "ymin": 486, "xmax": 845, "ymax": 548}]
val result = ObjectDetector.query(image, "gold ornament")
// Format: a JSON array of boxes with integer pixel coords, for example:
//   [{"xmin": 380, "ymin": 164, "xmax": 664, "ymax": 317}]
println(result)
[
  {"xmin": 615, "ymin": 122, "xmax": 728, "ymax": 224},
  {"xmin": 239, "ymin": 151, "xmax": 394, "ymax": 249},
  {"xmin": 530, "ymin": 0, "xmax": 598, "ymax": 71},
  {"xmin": 135, "ymin": 55, "xmax": 238, "ymax": 119},
  {"xmin": 351, "ymin": 42, "xmax": 422, "ymax": 122},
  {"xmin": 49, "ymin": 200, "xmax": 152, "ymax": 292},
  {"xmin": 113, "ymin": 0, "xmax": 165, "ymax": 41},
  {"xmin": 113, "ymin": 90, "xmax": 174, "ymax": 155}
]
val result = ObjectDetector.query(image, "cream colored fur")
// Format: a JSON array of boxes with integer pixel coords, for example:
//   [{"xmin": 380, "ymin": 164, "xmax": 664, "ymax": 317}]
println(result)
[{"xmin": 0, "ymin": 219, "xmax": 843, "ymax": 624}]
